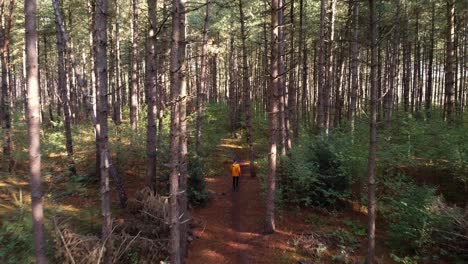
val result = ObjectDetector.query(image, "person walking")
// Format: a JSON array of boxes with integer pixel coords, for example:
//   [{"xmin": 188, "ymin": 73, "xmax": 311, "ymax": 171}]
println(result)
[{"xmin": 230, "ymin": 159, "xmax": 241, "ymax": 191}]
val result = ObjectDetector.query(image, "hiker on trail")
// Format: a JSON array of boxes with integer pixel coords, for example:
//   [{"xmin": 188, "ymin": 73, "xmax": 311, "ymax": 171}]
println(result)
[{"xmin": 230, "ymin": 159, "xmax": 241, "ymax": 191}]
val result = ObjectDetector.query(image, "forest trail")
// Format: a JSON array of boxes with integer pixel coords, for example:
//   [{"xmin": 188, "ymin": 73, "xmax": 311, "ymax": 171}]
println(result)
[{"xmin": 187, "ymin": 137, "xmax": 272, "ymax": 264}]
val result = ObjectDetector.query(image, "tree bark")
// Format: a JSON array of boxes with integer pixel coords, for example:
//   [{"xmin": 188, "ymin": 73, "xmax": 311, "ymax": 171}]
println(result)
[
  {"xmin": 445, "ymin": 0, "xmax": 455, "ymax": 122},
  {"xmin": 1, "ymin": 0, "xmax": 14, "ymax": 172},
  {"xmin": 146, "ymin": 0, "xmax": 158, "ymax": 192},
  {"xmin": 178, "ymin": 0, "xmax": 189, "ymax": 258},
  {"xmin": 367, "ymin": 0, "xmax": 378, "ymax": 262},
  {"xmin": 170, "ymin": 0, "xmax": 182, "ymax": 262},
  {"xmin": 53, "ymin": 0, "xmax": 76, "ymax": 175},
  {"xmin": 94, "ymin": 0, "xmax": 113, "ymax": 260},
  {"xmin": 53, "ymin": 0, "xmax": 127, "ymax": 208},
  {"xmin": 266, "ymin": 0, "xmax": 281, "ymax": 234},
  {"xmin": 196, "ymin": 0, "xmax": 210, "ymax": 154},
  {"xmin": 349, "ymin": 0, "xmax": 359, "ymax": 134},
  {"xmin": 25, "ymin": 0, "xmax": 47, "ymax": 262},
  {"xmin": 130, "ymin": 0, "xmax": 139, "ymax": 131},
  {"xmin": 426, "ymin": 2, "xmax": 435, "ymax": 118},
  {"xmin": 239, "ymin": 0, "xmax": 256, "ymax": 177},
  {"xmin": 317, "ymin": 0, "xmax": 326, "ymax": 131}
]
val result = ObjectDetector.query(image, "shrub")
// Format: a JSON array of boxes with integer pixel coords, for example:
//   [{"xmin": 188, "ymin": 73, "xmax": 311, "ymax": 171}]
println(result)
[
  {"xmin": 381, "ymin": 174, "xmax": 467, "ymax": 260},
  {"xmin": 187, "ymin": 156, "xmax": 210, "ymax": 207},
  {"xmin": 280, "ymin": 137, "xmax": 350, "ymax": 207}
]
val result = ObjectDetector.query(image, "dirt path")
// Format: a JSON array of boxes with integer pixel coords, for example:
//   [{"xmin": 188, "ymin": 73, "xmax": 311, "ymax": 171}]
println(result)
[{"xmin": 186, "ymin": 138, "xmax": 271, "ymax": 264}]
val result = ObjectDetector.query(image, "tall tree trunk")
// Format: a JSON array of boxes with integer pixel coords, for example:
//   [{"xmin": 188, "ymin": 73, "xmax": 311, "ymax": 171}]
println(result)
[
  {"xmin": 278, "ymin": 0, "xmax": 287, "ymax": 156},
  {"xmin": 367, "ymin": 0, "xmax": 378, "ymax": 262},
  {"xmin": 239, "ymin": 0, "xmax": 256, "ymax": 177},
  {"xmin": 325, "ymin": 0, "xmax": 336, "ymax": 133},
  {"xmin": 53, "ymin": 0, "xmax": 76, "ymax": 175},
  {"xmin": 317, "ymin": 0, "xmax": 326, "ymax": 131},
  {"xmin": 1, "ymin": 0, "xmax": 14, "ymax": 172},
  {"xmin": 53, "ymin": 0, "xmax": 127, "ymax": 209},
  {"xmin": 349, "ymin": 0, "xmax": 359, "ymax": 134},
  {"xmin": 146, "ymin": 0, "xmax": 158, "ymax": 192},
  {"xmin": 196, "ymin": 0, "xmax": 210, "ymax": 154},
  {"xmin": 130, "ymin": 0, "xmax": 139, "ymax": 131},
  {"xmin": 426, "ymin": 2, "xmax": 435, "ymax": 118},
  {"xmin": 287, "ymin": 0, "xmax": 295, "ymax": 150},
  {"xmin": 94, "ymin": 0, "xmax": 113, "ymax": 260},
  {"xmin": 178, "ymin": 0, "xmax": 189, "ymax": 258},
  {"xmin": 113, "ymin": 3, "xmax": 122, "ymax": 125},
  {"xmin": 169, "ymin": 0, "xmax": 182, "ymax": 262},
  {"xmin": 266, "ymin": 0, "xmax": 281, "ymax": 234},
  {"xmin": 384, "ymin": 0, "xmax": 400, "ymax": 127},
  {"xmin": 445, "ymin": 0, "xmax": 455, "ymax": 122},
  {"xmin": 25, "ymin": 0, "xmax": 47, "ymax": 262},
  {"xmin": 228, "ymin": 37, "xmax": 236, "ymax": 135}
]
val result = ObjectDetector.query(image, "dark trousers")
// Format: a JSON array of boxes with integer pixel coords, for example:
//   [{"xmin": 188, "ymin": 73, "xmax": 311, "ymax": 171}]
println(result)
[{"xmin": 232, "ymin": 176, "xmax": 239, "ymax": 191}]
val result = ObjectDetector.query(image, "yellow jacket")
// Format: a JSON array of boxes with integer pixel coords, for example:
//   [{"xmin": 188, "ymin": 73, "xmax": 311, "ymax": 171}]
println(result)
[{"xmin": 230, "ymin": 163, "xmax": 241, "ymax": 177}]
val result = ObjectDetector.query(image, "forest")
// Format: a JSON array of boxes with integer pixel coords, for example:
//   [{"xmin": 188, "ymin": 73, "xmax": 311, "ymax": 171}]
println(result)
[{"xmin": 0, "ymin": 0, "xmax": 467, "ymax": 263}]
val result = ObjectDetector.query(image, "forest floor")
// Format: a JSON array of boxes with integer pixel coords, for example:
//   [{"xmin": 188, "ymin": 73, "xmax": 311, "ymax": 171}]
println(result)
[{"xmin": 186, "ymin": 137, "xmax": 394, "ymax": 264}]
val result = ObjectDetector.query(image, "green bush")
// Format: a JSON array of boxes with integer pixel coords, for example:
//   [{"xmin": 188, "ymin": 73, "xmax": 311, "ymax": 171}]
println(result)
[
  {"xmin": 187, "ymin": 156, "xmax": 210, "ymax": 207},
  {"xmin": 0, "ymin": 209, "xmax": 35, "ymax": 263},
  {"xmin": 381, "ymin": 174, "xmax": 467, "ymax": 260},
  {"xmin": 280, "ymin": 137, "xmax": 350, "ymax": 207}
]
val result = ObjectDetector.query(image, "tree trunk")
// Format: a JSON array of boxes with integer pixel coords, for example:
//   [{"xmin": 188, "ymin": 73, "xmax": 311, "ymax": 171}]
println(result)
[
  {"xmin": 196, "ymin": 0, "xmax": 210, "ymax": 154},
  {"xmin": 94, "ymin": 0, "xmax": 113, "ymax": 260},
  {"xmin": 113, "ymin": 3, "xmax": 122, "ymax": 125},
  {"xmin": 426, "ymin": 2, "xmax": 435, "ymax": 118},
  {"xmin": 169, "ymin": 0, "xmax": 182, "ymax": 262},
  {"xmin": 178, "ymin": 0, "xmax": 189, "ymax": 258},
  {"xmin": 325, "ymin": 0, "xmax": 336, "ymax": 134},
  {"xmin": 1, "ymin": 0, "xmax": 14, "ymax": 172},
  {"xmin": 367, "ymin": 0, "xmax": 378, "ymax": 262},
  {"xmin": 53, "ymin": 0, "xmax": 76, "ymax": 175},
  {"xmin": 317, "ymin": 0, "xmax": 326, "ymax": 131},
  {"xmin": 130, "ymin": 0, "xmax": 139, "ymax": 131},
  {"xmin": 239, "ymin": 0, "xmax": 256, "ymax": 177},
  {"xmin": 445, "ymin": 0, "xmax": 455, "ymax": 122},
  {"xmin": 25, "ymin": 0, "xmax": 47, "ymax": 262},
  {"xmin": 349, "ymin": 0, "xmax": 359, "ymax": 134},
  {"xmin": 146, "ymin": 0, "xmax": 158, "ymax": 192},
  {"xmin": 286, "ymin": 0, "xmax": 295, "ymax": 151},
  {"xmin": 53, "ymin": 0, "xmax": 127, "ymax": 209},
  {"xmin": 266, "ymin": 0, "xmax": 281, "ymax": 234}
]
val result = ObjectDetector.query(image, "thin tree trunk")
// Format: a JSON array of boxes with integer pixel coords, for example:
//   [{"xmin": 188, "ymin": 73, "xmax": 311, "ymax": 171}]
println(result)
[
  {"xmin": 178, "ymin": 0, "xmax": 189, "ymax": 258},
  {"xmin": 445, "ymin": 0, "xmax": 455, "ymax": 122},
  {"xmin": 146, "ymin": 0, "xmax": 158, "ymax": 192},
  {"xmin": 25, "ymin": 0, "xmax": 47, "ymax": 261},
  {"xmin": 287, "ymin": 0, "xmax": 295, "ymax": 151},
  {"xmin": 196, "ymin": 0, "xmax": 210, "ymax": 154},
  {"xmin": 426, "ymin": 2, "xmax": 435, "ymax": 118},
  {"xmin": 169, "ymin": 0, "xmax": 182, "ymax": 262},
  {"xmin": 325, "ymin": 0, "xmax": 336, "ymax": 134},
  {"xmin": 317, "ymin": 0, "xmax": 326, "ymax": 131},
  {"xmin": 53, "ymin": 0, "xmax": 127, "ymax": 208},
  {"xmin": 239, "ymin": 0, "xmax": 256, "ymax": 177},
  {"xmin": 53, "ymin": 0, "xmax": 76, "ymax": 175},
  {"xmin": 349, "ymin": 0, "xmax": 359, "ymax": 134},
  {"xmin": 94, "ymin": 0, "xmax": 113, "ymax": 260},
  {"xmin": 114, "ymin": 3, "xmax": 122, "ymax": 125},
  {"xmin": 266, "ymin": 0, "xmax": 281, "ymax": 234},
  {"xmin": 130, "ymin": 0, "xmax": 139, "ymax": 131},
  {"xmin": 1, "ymin": 0, "xmax": 14, "ymax": 172},
  {"xmin": 367, "ymin": 0, "xmax": 378, "ymax": 262}
]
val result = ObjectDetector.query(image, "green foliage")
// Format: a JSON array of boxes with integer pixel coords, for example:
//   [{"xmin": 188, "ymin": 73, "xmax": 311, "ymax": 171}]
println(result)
[
  {"xmin": 279, "ymin": 136, "xmax": 350, "ymax": 207},
  {"xmin": 187, "ymin": 156, "xmax": 210, "ymax": 207},
  {"xmin": 0, "ymin": 208, "xmax": 35, "ymax": 264},
  {"xmin": 381, "ymin": 174, "xmax": 466, "ymax": 260}
]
